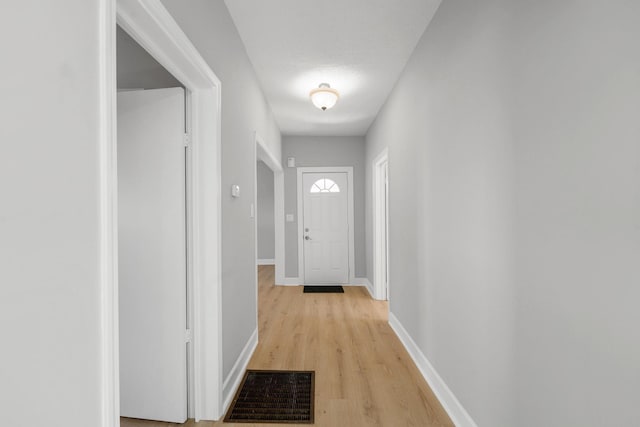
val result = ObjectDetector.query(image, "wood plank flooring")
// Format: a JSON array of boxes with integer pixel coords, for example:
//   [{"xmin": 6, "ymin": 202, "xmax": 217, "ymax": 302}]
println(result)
[{"xmin": 121, "ymin": 265, "xmax": 453, "ymax": 427}]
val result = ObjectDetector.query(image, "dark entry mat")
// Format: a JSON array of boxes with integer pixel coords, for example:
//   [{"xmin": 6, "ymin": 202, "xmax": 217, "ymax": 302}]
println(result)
[
  {"xmin": 303, "ymin": 285, "xmax": 344, "ymax": 293},
  {"xmin": 224, "ymin": 370, "xmax": 315, "ymax": 424}
]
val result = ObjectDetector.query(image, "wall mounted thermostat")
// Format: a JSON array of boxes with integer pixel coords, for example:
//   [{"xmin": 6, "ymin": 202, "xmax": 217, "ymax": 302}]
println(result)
[
  {"xmin": 231, "ymin": 184, "xmax": 240, "ymax": 198},
  {"xmin": 287, "ymin": 157, "xmax": 296, "ymax": 168}
]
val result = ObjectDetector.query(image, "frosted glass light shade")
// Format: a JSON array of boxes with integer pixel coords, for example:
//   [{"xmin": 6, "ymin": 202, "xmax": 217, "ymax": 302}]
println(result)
[{"xmin": 310, "ymin": 83, "xmax": 339, "ymax": 111}]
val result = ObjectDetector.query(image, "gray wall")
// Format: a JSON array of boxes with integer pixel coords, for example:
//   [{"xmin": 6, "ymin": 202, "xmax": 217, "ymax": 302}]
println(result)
[
  {"xmin": 162, "ymin": 0, "xmax": 282, "ymax": 379},
  {"xmin": 0, "ymin": 1, "xmax": 104, "ymax": 425},
  {"xmin": 117, "ymin": 26, "xmax": 182, "ymax": 89},
  {"xmin": 257, "ymin": 161, "xmax": 275, "ymax": 260},
  {"xmin": 512, "ymin": 1, "xmax": 640, "ymax": 426},
  {"xmin": 283, "ymin": 136, "xmax": 366, "ymax": 278},
  {"xmin": 367, "ymin": 2, "xmax": 515, "ymax": 425},
  {"xmin": 366, "ymin": 1, "xmax": 640, "ymax": 426}
]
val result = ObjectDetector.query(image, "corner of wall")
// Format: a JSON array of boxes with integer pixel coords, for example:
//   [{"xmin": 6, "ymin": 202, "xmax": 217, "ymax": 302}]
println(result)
[
  {"xmin": 388, "ymin": 312, "xmax": 478, "ymax": 427},
  {"xmin": 222, "ymin": 328, "xmax": 258, "ymax": 416}
]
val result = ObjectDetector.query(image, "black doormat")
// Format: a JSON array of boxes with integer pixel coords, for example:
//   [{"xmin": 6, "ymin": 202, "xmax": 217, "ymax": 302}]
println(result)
[
  {"xmin": 224, "ymin": 370, "xmax": 315, "ymax": 424},
  {"xmin": 303, "ymin": 285, "xmax": 344, "ymax": 293}
]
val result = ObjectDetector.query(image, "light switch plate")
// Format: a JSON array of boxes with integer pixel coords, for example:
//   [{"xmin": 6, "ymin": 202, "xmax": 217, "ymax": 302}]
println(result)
[{"xmin": 286, "ymin": 214, "xmax": 294, "ymax": 222}]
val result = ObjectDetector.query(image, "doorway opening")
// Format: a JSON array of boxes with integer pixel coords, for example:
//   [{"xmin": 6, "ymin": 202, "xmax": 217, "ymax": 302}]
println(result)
[
  {"xmin": 373, "ymin": 148, "xmax": 389, "ymax": 301},
  {"xmin": 254, "ymin": 132, "xmax": 285, "ymax": 287},
  {"xmin": 256, "ymin": 161, "xmax": 275, "ymax": 267},
  {"xmin": 117, "ymin": 23, "xmax": 190, "ymax": 424},
  {"xmin": 100, "ymin": 2, "xmax": 223, "ymax": 424}
]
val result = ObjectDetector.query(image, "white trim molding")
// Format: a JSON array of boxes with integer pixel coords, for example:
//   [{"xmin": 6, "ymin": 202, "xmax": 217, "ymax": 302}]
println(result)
[
  {"xmin": 296, "ymin": 166, "xmax": 355, "ymax": 285},
  {"xmin": 372, "ymin": 147, "xmax": 389, "ymax": 301},
  {"xmin": 254, "ymin": 132, "xmax": 286, "ymax": 286},
  {"xmin": 255, "ymin": 132, "xmax": 282, "ymax": 173},
  {"xmin": 98, "ymin": 0, "xmax": 118, "ymax": 426},
  {"xmin": 281, "ymin": 277, "xmax": 301, "ymax": 286},
  {"xmin": 388, "ymin": 313, "xmax": 478, "ymax": 427},
  {"xmin": 257, "ymin": 259, "xmax": 275, "ymax": 265},
  {"xmin": 352, "ymin": 277, "xmax": 374, "ymax": 298},
  {"xmin": 273, "ymin": 172, "xmax": 286, "ymax": 284},
  {"xmin": 101, "ymin": 0, "xmax": 224, "ymax": 423},
  {"xmin": 222, "ymin": 329, "xmax": 258, "ymax": 416}
]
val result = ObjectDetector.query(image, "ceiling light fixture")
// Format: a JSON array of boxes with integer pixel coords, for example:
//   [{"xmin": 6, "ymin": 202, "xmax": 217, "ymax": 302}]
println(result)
[{"xmin": 309, "ymin": 83, "xmax": 339, "ymax": 111}]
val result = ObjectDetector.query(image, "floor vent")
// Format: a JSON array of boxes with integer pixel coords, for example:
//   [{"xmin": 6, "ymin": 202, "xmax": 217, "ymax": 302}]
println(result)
[{"xmin": 224, "ymin": 370, "xmax": 315, "ymax": 424}]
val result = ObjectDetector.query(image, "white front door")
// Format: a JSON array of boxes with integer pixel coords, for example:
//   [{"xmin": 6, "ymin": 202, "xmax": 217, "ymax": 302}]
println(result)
[
  {"xmin": 118, "ymin": 88, "xmax": 188, "ymax": 423},
  {"xmin": 302, "ymin": 172, "xmax": 349, "ymax": 284}
]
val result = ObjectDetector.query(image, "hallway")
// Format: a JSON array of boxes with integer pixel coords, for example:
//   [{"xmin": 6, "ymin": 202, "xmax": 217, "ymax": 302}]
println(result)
[{"xmin": 122, "ymin": 265, "xmax": 453, "ymax": 426}]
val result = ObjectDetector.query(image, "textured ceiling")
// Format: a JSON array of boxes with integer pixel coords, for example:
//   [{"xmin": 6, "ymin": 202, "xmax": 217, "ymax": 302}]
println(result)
[{"xmin": 225, "ymin": 0, "xmax": 442, "ymax": 136}]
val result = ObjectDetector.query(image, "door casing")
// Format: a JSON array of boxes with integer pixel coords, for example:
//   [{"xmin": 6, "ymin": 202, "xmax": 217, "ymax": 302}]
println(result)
[
  {"xmin": 373, "ymin": 148, "xmax": 389, "ymax": 301},
  {"xmin": 296, "ymin": 166, "xmax": 355, "ymax": 285},
  {"xmin": 99, "ymin": 1, "xmax": 223, "ymax": 424}
]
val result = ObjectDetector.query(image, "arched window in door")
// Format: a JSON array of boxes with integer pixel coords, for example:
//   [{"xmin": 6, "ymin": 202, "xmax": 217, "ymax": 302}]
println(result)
[{"xmin": 310, "ymin": 178, "xmax": 340, "ymax": 193}]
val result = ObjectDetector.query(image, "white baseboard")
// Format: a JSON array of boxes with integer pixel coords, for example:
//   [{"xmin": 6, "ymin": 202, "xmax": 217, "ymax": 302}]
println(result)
[
  {"xmin": 352, "ymin": 277, "xmax": 374, "ymax": 298},
  {"xmin": 222, "ymin": 328, "xmax": 258, "ymax": 416},
  {"xmin": 388, "ymin": 313, "xmax": 477, "ymax": 427},
  {"xmin": 279, "ymin": 277, "xmax": 301, "ymax": 286},
  {"xmin": 257, "ymin": 259, "xmax": 275, "ymax": 265}
]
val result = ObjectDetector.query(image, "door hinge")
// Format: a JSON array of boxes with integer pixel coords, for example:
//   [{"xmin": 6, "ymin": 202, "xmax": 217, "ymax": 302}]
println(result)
[
  {"xmin": 183, "ymin": 133, "xmax": 191, "ymax": 147},
  {"xmin": 185, "ymin": 329, "xmax": 192, "ymax": 343}
]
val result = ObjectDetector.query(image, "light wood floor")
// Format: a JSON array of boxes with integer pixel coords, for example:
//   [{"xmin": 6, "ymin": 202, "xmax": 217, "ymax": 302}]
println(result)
[{"xmin": 122, "ymin": 265, "xmax": 453, "ymax": 427}]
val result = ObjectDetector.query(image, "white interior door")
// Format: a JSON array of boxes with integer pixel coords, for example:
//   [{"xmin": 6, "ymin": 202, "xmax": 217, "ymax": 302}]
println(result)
[
  {"xmin": 302, "ymin": 172, "xmax": 349, "ymax": 284},
  {"xmin": 118, "ymin": 88, "xmax": 188, "ymax": 423}
]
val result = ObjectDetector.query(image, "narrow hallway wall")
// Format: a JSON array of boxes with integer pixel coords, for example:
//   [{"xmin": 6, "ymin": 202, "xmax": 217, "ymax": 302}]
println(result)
[
  {"xmin": 366, "ymin": 0, "xmax": 640, "ymax": 426},
  {"xmin": 367, "ymin": 2, "xmax": 515, "ymax": 425},
  {"xmin": 161, "ymin": 0, "xmax": 282, "ymax": 379},
  {"xmin": 511, "ymin": 1, "xmax": 640, "ymax": 425}
]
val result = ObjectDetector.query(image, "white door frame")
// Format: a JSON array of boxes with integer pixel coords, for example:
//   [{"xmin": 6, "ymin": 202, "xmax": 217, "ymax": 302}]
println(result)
[
  {"xmin": 99, "ymin": 1, "xmax": 223, "ymax": 424},
  {"xmin": 254, "ymin": 133, "xmax": 285, "ymax": 285},
  {"xmin": 373, "ymin": 148, "xmax": 389, "ymax": 301},
  {"xmin": 297, "ymin": 167, "xmax": 355, "ymax": 285}
]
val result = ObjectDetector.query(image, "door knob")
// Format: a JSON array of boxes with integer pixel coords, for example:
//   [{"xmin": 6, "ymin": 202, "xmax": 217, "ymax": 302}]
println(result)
[{"xmin": 305, "ymin": 235, "xmax": 311, "ymax": 240}]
